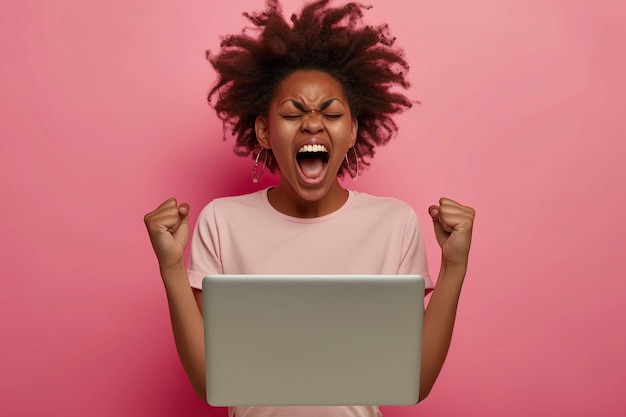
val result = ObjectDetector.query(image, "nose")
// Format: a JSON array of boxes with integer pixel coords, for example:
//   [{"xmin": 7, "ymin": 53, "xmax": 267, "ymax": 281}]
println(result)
[{"xmin": 301, "ymin": 110, "xmax": 324, "ymax": 134}]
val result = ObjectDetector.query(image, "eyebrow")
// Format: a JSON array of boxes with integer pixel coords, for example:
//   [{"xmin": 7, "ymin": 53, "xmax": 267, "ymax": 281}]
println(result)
[{"xmin": 284, "ymin": 98, "xmax": 338, "ymax": 112}]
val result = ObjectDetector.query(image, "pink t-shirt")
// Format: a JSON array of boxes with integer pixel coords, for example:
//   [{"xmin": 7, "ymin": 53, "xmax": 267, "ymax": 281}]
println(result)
[
  {"xmin": 187, "ymin": 188, "xmax": 433, "ymax": 417},
  {"xmin": 188, "ymin": 188, "xmax": 432, "ymax": 287}
]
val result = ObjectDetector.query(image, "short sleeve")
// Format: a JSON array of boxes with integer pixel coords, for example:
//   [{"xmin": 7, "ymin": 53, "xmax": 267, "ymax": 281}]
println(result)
[
  {"xmin": 187, "ymin": 202, "xmax": 223, "ymax": 289},
  {"xmin": 398, "ymin": 207, "xmax": 434, "ymax": 291}
]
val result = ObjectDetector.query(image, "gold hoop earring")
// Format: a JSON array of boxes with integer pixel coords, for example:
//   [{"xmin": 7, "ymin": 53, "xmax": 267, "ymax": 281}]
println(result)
[
  {"xmin": 344, "ymin": 147, "xmax": 359, "ymax": 181},
  {"xmin": 252, "ymin": 148, "xmax": 268, "ymax": 183}
]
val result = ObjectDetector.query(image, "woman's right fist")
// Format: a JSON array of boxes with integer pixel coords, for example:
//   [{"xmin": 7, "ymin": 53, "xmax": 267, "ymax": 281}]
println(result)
[{"xmin": 144, "ymin": 198, "xmax": 190, "ymax": 270}]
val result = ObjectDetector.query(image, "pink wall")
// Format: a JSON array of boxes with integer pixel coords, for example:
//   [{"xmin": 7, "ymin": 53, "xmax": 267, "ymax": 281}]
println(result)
[{"xmin": 1, "ymin": 0, "xmax": 625, "ymax": 415}]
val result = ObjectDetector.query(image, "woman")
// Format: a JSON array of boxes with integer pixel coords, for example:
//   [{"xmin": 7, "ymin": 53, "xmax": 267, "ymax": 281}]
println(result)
[{"xmin": 144, "ymin": 1, "xmax": 475, "ymax": 416}]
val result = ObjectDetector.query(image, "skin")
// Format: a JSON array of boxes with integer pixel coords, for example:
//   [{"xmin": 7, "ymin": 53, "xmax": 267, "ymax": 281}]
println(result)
[
  {"xmin": 255, "ymin": 70, "xmax": 358, "ymax": 218},
  {"xmin": 144, "ymin": 69, "xmax": 476, "ymax": 401}
]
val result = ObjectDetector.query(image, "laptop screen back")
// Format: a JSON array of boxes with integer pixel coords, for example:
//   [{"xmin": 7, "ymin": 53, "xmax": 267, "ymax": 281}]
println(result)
[{"xmin": 202, "ymin": 274, "xmax": 424, "ymax": 406}]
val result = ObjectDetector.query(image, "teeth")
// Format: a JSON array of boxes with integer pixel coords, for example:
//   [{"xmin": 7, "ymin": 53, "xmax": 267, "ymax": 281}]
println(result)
[{"xmin": 298, "ymin": 144, "xmax": 328, "ymax": 153}]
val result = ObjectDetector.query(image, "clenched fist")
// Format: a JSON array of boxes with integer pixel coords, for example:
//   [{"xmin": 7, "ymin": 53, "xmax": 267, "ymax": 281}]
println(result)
[
  {"xmin": 428, "ymin": 198, "xmax": 475, "ymax": 268},
  {"xmin": 144, "ymin": 198, "xmax": 190, "ymax": 270}
]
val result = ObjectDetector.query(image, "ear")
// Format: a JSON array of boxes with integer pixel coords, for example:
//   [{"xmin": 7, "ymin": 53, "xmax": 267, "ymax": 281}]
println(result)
[
  {"xmin": 349, "ymin": 117, "xmax": 358, "ymax": 147},
  {"xmin": 255, "ymin": 116, "xmax": 271, "ymax": 149}
]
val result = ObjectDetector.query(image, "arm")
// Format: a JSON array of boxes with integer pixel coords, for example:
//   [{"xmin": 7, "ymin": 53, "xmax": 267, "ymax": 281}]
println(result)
[
  {"xmin": 144, "ymin": 199, "xmax": 206, "ymax": 399},
  {"xmin": 418, "ymin": 198, "xmax": 475, "ymax": 401}
]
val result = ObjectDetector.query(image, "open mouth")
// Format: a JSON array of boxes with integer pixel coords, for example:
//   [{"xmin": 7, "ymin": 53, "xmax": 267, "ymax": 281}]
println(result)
[{"xmin": 296, "ymin": 144, "xmax": 329, "ymax": 182}]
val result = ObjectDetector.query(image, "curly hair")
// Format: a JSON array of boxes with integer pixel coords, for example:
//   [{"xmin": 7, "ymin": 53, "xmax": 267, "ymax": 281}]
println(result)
[{"xmin": 207, "ymin": 0, "xmax": 413, "ymax": 176}]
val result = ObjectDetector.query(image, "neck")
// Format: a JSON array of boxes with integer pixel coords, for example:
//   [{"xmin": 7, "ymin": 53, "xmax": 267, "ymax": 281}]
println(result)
[{"xmin": 268, "ymin": 180, "xmax": 348, "ymax": 218}]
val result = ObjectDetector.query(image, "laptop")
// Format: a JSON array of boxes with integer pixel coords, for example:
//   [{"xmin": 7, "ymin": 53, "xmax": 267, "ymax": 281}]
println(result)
[{"xmin": 202, "ymin": 274, "xmax": 425, "ymax": 406}]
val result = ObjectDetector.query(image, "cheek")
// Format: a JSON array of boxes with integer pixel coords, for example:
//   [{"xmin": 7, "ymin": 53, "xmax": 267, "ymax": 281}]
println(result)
[
  {"xmin": 268, "ymin": 124, "xmax": 295, "ymax": 155},
  {"xmin": 330, "ymin": 123, "xmax": 355, "ymax": 143}
]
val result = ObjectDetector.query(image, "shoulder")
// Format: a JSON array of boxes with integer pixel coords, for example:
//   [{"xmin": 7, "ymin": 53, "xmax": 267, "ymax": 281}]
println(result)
[
  {"xmin": 196, "ymin": 189, "xmax": 267, "ymax": 221},
  {"xmin": 349, "ymin": 191, "xmax": 424, "ymax": 233},
  {"xmin": 351, "ymin": 191, "xmax": 416, "ymax": 216}
]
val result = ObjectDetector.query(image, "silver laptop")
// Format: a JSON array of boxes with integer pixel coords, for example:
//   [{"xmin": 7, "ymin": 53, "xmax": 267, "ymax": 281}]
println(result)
[{"xmin": 202, "ymin": 274, "xmax": 425, "ymax": 406}]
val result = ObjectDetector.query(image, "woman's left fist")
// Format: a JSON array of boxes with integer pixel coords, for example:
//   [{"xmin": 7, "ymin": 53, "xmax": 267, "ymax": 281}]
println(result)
[{"xmin": 428, "ymin": 198, "xmax": 475, "ymax": 267}]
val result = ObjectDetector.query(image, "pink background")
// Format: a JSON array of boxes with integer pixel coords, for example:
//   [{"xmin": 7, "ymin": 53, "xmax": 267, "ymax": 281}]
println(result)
[{"xmin": 1, "ymin": 0, "xmax": 625, "ymax": 415}]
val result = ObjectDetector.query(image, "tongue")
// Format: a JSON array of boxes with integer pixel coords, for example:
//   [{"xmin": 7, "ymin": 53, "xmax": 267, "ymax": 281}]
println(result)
[{"xmin": 299, "ymin": 155, "xmax": 325, "ymax": 179}]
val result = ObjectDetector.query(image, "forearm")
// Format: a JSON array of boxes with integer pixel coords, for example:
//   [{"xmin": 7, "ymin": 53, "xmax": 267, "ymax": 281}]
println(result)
[
  {"xmin": 419, "ymin": 259, "xmax": 466, "ymax": 400},
  {"xmin": 160, "ymin": 261, "xmax": 206, "ymax": 399}
]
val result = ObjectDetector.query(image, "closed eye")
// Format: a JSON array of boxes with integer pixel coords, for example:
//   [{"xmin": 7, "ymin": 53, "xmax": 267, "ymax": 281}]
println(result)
[{"xmin": 281, "ymin": 113, "xmax": 343, "ymax": 121}]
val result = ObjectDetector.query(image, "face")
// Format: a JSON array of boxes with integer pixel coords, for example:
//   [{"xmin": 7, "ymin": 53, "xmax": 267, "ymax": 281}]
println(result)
[{"xmin": 255, "ymin": 70, "xmax": 358, "ymax": 216}]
